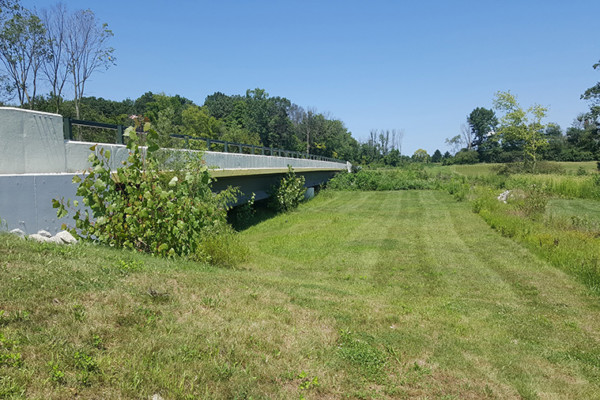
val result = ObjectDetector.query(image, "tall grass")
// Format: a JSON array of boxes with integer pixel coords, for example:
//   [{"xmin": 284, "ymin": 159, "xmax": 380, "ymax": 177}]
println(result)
[{"xmin": 506, "ymin": 174, "xmax": 600, "ymax": 199}]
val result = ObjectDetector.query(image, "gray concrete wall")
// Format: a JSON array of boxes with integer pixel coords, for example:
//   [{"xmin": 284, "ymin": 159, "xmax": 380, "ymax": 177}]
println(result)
[
  {"xmin": 0, "ymin": 173, "xmax": 81, "ymax": 234},
  {"xmin": 0, "ymin": 107, "xmax": 66, "ymax": 173},
  {"xmin": 1, "ymin": 107, "xmax": 348, "ymax": 173}
]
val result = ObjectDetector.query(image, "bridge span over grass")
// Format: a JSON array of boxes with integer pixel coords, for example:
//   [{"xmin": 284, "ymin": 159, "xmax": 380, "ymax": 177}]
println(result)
[{"xmin": 0, "ymin": 107, "xmax": 349, "ymax": 234}]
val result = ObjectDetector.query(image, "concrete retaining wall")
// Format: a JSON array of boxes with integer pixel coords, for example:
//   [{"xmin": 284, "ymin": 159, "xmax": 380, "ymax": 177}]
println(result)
[{"xmin": 0, "ymin": 173, "xmax": 80, "ymax": 234}]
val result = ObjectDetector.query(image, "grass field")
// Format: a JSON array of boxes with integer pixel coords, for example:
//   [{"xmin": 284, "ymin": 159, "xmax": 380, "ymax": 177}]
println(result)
[
  {"xmin": 2, "ymin": 191, "xmax": 600, "ymax": 399},
  {"xmin": 440, "ymin": 161, "xmax": 598, "ymax": 177}
]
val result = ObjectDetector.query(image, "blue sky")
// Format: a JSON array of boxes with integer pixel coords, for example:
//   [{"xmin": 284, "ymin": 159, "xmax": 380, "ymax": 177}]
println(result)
[{"xmin": 22, "ymin": 0, "xmax": 600, "ymax": 155}]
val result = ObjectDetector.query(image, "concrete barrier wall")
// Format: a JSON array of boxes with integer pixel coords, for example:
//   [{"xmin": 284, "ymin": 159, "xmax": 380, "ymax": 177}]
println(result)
[
  {"xmin": 1, "ymin": 107, "xmax": 349, "ymax": 173},
  {"xmin": 0, "ymin": 108, "xmax": 66, "ymax": 173},
  {"xmin": 0, "ymin": 173, "xmax": 80, "ymax": 234}
]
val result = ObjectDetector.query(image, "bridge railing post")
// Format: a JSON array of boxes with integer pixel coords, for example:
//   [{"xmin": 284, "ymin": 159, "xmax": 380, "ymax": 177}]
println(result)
[
  {"xmin": 63, "ymin": 117, "xmax": 72, "ymax": 140},
  {"xmin": 224, "ymin": 141, "xmax": 228, "ymax": 152},
  {"xmin": 116, "ymin": 125, "xmax": 124, "ymax": 144}
]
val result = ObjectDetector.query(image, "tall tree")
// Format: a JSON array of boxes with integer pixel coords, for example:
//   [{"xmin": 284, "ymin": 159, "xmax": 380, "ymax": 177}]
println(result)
[
  {"xmin": 0, "ymin": 7, "xmax": 48, "ymax": 108},
  {"xmin": 493, "ymin": 91, "xmax": 548, "ymax": 171},
  {"xmin": 65, "ymin": 8, "xmax": 115, "ymax": 118},
  {"xmin": 581, "ymin": 59, "xmax": 600, "ymax": 121},
  {"xmin": 468, "ymin": 107, "xmax": 498, "ymax": 147},
  {"xmin": 40, "ymin": 3, "xmax": 69, "ymax": 113}
]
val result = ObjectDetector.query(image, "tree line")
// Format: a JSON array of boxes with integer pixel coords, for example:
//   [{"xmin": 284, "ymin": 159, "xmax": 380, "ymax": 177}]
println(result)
[{"xmin": 438, "ymin": 63, "xmax": 600, "ymax": 166}]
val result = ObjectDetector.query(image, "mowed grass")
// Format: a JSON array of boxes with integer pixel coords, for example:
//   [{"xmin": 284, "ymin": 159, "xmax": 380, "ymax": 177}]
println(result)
[
  {"xmin": 2, "ymin": 191, "xmax": 600, "ymax": 399},
  {"xmin": 547, "ymin": 198, "xmax": 600, "ymax": 222}
]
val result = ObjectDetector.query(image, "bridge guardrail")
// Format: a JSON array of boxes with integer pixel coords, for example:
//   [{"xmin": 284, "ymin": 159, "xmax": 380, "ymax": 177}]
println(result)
[{"xmin": 63, "ymin": 117, "xmax": 345, "ymax": 164}]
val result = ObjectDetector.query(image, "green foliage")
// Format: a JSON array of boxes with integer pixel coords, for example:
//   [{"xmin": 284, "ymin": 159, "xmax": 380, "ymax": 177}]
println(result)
[
  {"xmin": 47, "ymin": 361, "xmax": 66, "ymax": 384},
  {"xmin": 327, "ymin": 167, "xmax": 447, "ymax": 191},
  {"xmin": 55, "ymin": 128, "xmax": 238, "ymax": 258},
  {"xmin": 412, "ymin": 148, "xmax": 430, "ymax": 162},
  {"xmin": 452, "ymin": 149, "xmax": 479, "ymax": 164},
  {"xmin": 269, "ymin": 166, "xmax": 306, "ymax": 212},
  {"xmin": 494, "ymin": 91, "xmax": 549, "ymax": 172},
  {"xmin": 0, "ymin": 332, "xmax": 22, "ymax": 368},
  {"xmin": 509, "ymin": 186, "xmax": 548, "ymax": 218},
  {"xmin": 195, "ymin": 224, "xmax": 248, "ymax": 268},
  {"xmin": 181, "ymin": 105, "xmax": 223, "ymax": 139},
  {"xmin": 0, "ymin": 6, "xmax": 48, "ymax": 108},
  {"xmin": 468, "ymin": 107, "xmax": 498, "ymax": 148}
]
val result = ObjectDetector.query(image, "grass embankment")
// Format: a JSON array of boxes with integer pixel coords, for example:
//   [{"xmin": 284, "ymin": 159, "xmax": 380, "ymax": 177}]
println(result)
[{"xmin": 2, "ymin": 191, "xmax": 600, "ymax": 399}]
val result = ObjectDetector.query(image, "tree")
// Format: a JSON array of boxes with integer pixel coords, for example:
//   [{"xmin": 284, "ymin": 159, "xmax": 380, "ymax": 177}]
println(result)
[
  {"xmin": 0, "ymin": 7, "xmax": 48, "ymax": 108},
  {"xmin": 468, "ymin": 107, "xmax": 498, "ymax": 148},
  {"xmin": 580, "ymin": 59, "xmax": 600, "ymax": 158},
  {"xmin": 445, "ymin": 135, "xmax": 462, "ymax": 155},
  {"xmin": 204, "ymin": 91, "xmax": 236, "ymax": 120},
  {"xmin": 493, "ymin": 91, "xmax": 548, "ymax": 172},
  {"xmin": 181, "ymin": 105, "xmax": 223, "ymax": 139},
  {"xmin": 0, "ymin": 0, "xmax": 20, "ymax": 25},
  {"xmin": 40, "ymin": 3, "xmax": 69, "ymax": 113},
  {"xmin": 431, "ymin": 149, "xmax": 442, "ymax": 163},
  {"xmin": 460, "ymin": 122, "xmax": 474, "ymax": 150},
  {"xmin": 64, "ymin": 8, "xmax": 115, "ymax": 119},
  {"xmin": 581, "ymin": 59, "xmax": 600, "ymax": 121},
  {"xmin": 412, "ymin": 148, "xmax": 430, "ymax": 163}
]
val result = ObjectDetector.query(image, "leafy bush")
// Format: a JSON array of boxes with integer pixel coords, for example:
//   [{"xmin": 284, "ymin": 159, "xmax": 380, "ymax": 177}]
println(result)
[
  {"xmin": 269, "ymin": 166, "xmax": 306, "ymax": 212},
  {"xmin": 55, "ymin": 129, "xmax": 239, "ymax": 258}
]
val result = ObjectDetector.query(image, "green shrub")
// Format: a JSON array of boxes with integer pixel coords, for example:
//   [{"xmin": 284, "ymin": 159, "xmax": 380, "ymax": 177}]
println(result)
[
  {"xmin": 269, "ymin": 166, "xmax": 306, "ymax": 212},
  {"xmin": 54, "ymin": 128, "xmax": 238, "ymax": 258},
  {"xmin": 327, "ymin": 166, "xmax": 448, "ymax": 191}
]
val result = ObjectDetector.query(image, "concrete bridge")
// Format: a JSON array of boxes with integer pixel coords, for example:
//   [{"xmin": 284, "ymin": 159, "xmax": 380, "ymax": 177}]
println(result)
[{"xmin": 0, "ymin": 107, "xmax": 349, "ymax": 234}]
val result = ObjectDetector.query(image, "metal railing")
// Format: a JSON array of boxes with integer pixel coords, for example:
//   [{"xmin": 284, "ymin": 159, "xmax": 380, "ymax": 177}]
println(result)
[{"xmin": 62, "ymin": 117, "xmax": 345, "ymax": 164}]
